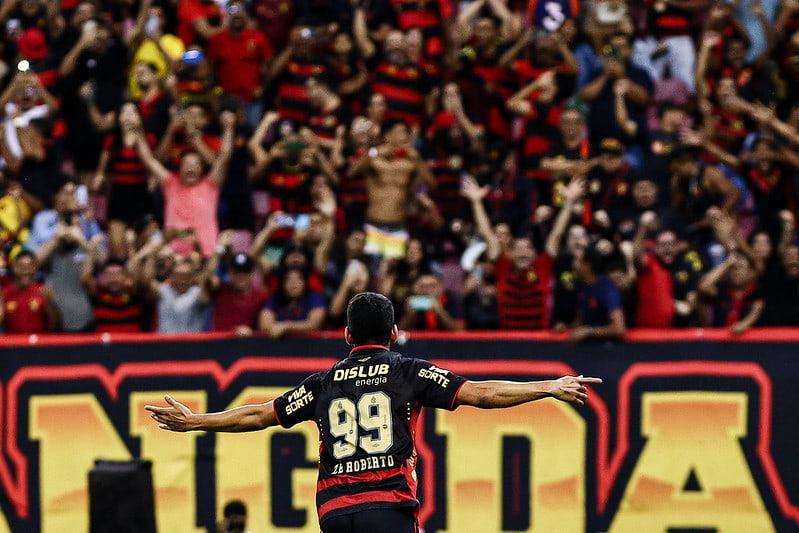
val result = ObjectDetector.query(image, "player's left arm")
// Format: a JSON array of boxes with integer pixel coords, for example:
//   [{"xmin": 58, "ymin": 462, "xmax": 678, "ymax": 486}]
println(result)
[
  {"xmin": 455, "ymin": 375, "xmax": 601, "ymax": 409},
  {"xmin": 145, "ymin": 395, "xmax": 278, "ymax": 432}
]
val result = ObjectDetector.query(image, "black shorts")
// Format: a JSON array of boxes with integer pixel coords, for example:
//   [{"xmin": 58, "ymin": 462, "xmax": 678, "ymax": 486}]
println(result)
[{"xmin": 321, "ymin": 508, "xmax": 418, "ymax": 533}]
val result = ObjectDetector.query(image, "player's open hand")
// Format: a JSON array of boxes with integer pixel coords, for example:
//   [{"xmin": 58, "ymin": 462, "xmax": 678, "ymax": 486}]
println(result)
[
  {"xmin": 549, "ymin": 375, "xmax": 602, "ymax": 406},
  {"xmin": 145, "ymin": 395, "xmax": 197, "ymax": 432}
]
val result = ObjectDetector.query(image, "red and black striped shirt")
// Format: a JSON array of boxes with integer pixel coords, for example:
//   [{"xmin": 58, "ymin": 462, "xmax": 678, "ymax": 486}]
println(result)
[
  {"xmin": 372, "ymin": 61, "xmax": 433, "ymax": 126},
  {"xmin": 519, "ymin": 100, "xmax": 562, "ymax": 180},
  {"xmin": 92, "ymin": 289, "xmax": 143, "ymax": 333},
  {"xmin": 341, "ymin": 149, "xmax": 369, "ymax": 213},
  {"xmin": 390, "ymin": 0, "xmax": 453, "ymax": 60},
  {"xmin": 647, "ymin": 2, "xmax": 692, "ymax": 38},
  {"xmin": 427, "ymin": 155, "xmax": 465, "ymax": 220},
  {"xmin": 103, "ymin": 133, "xmax": 156, "ymax": 186},
  {"xmin": 276, "ymin": 56, "xmax": 330, "ymax": 124},
  {"xmin": 494, "ymin": 252, "xmax": 553, "ymax": 329}
]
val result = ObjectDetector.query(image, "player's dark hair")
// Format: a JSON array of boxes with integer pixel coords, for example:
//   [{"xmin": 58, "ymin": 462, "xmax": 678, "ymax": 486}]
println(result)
[
  {"xmin": 223, "ymin": 500, "xmax": 247, "ymax": 518},
  {"xmin": 346, "ymin": 292, "xmax": 394, "ymax": 346}
]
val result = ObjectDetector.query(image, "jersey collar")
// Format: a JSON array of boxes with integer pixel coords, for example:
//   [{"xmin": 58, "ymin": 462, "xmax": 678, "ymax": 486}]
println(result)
[{"xmin": 348, "ymin": 345, "xmax": 389, "ymax": 357}]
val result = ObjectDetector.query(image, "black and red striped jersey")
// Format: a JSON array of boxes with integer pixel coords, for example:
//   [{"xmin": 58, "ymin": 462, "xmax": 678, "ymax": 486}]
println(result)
[
  {"xmin": 103, "ymin": 133, "xmax": 156, "ymax": 185},
  {"xmin": 646, "ymin": 1, "xmax": 692, "ymax": 38},
  {"xmin": 390, "ymin": 0, "xmax": 453, "ymax": 60},
  {"xmin": 519, "ymin": 100, "xmax": 562, "ymax": 181},
  {"xmin": 276, "ymin": 56, "xmax": 331, "ymax": 124},
  {"xmin": 371, "ymin": 61, "xmax": 435, "ymax": 126},
  {"xmin": 92, "ymin": 289, "xmax": 144, "ymax": 333},
  {"xmin": 273, "ymin": 345, "xmax": 467, "ymax": 525},
  {"xmin": 341, "ymin": 148, "xmax": 369, "ymax": 213}
]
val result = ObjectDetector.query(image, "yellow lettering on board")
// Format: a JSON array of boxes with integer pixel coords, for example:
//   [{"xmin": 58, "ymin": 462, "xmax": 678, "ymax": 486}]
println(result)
[
  {"xmin": 130, "ymin": 391, "xmax": 206, "ymax": 533},
  {"xmin": 436, "ymin": 399, "xmax": 585, "ymax": 532},
  {"xmin": 608, "ymin": 392, "xmax": 775, "ymax": 533},
  {"xmin": 29, "ymin": 394, "xmax": 131, "ymax": 533},
  {"xmin": 0, "ymin": 508, "xmax": 10, "ymax": 533},
  {"xmin": 215, "ymin": 387, "xmax": 319, "ymax": 533}
]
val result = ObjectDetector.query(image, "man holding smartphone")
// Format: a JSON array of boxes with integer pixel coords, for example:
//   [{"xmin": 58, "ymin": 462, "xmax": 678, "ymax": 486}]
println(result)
[{"xmin": 398, "ymin": 273, "xmax": 463, "ymax": 331}]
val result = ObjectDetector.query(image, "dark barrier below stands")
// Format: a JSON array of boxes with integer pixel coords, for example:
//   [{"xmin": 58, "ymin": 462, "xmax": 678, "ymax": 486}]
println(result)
[{"xmin": 0, "ymin": 329, "xmax": 798, "ymax": 532}]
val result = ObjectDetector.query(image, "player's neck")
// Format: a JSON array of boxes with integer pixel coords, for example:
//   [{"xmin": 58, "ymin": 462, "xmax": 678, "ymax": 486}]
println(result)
[{"xmin": 349, "ymin": 344, "xmax": 389, "ymax": 355}]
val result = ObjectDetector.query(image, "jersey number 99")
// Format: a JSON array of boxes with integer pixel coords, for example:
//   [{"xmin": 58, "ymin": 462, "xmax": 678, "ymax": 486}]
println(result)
[{"xmin": 328, "ymin": 392, "xmax": 394, "ymax": 459}]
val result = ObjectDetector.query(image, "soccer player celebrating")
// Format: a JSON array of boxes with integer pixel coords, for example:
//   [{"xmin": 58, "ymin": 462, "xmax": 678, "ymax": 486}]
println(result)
[{"xmin": 146, "ymin": 292, "xmax": 600, "ymax": 533}]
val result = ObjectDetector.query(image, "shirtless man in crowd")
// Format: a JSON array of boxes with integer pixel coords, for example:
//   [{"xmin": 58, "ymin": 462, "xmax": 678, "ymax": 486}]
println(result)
[{"xmin": 351, "ymin": 120, "xmax": 435, "ymax": 261}]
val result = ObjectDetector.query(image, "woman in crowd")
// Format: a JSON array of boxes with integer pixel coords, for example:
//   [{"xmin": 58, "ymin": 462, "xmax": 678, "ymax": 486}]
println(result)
[{"xmin": 258, "ymin": 266, "xmax": 326, "ymax": 338}]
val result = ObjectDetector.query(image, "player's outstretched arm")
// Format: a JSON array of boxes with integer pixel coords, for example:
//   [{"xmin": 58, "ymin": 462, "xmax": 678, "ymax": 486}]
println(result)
[
  {"xmin": 145, "ymin": 395, "xmax": 278, "ymax": 433},
  {"xmin": 454, "ymin": 375, "xmax": 601, "ymax": 409}
]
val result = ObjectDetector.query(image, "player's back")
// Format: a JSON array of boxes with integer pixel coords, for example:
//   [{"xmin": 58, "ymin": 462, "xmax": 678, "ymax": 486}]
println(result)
[{"xmin": 273, "ymin": 345, "xmax": 466, "ymax": 523}]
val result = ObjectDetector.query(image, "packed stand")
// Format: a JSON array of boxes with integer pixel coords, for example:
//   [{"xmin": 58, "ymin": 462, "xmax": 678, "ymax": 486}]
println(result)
[{"xmin": 0, "ymin": 0, "xmax": 797, "ymax": 340}]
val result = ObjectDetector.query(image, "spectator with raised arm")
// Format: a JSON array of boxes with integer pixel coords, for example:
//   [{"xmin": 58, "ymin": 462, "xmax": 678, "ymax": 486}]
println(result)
[
  {"xmin": 580, "ymin": 31, "xmax": 653, "ymax": 146},
  {"xmin": 135, "ymin": 109, "xmax": 236, "ymax": 257},
  {"xmin": 93, "ymin": 102, "xmax": 156, "ymax": 259},
  {"xmin": 632, "ymin": 0, "xmax": 708, "ymax": 93},
  {"xmin": 176, "ymin": 0, "xmax": 224, "ymax": 46},
  {"xmin": 698, "ymin": 249, "xmax": 764, "ymax": 335},
  {"xmin": 631, "ymin": 211, "xmax": 702, "ymax": 328},
  {"xmin": 463, "ymin": 174, "xmax": 584, "ymax": 330},
  {"xmin": 349, "ymin": 121, "xmax": 435, "ymax": 264},
  {"xmin": 756, "ymin": 211, "xmax": 799, "ymax": 327},
  {"xmin": 35, "ymin": 207, "xmax": 94, "ymax": 332},
  {"xmin": 82, "ymin": 234, "xmax": 147, "ymax": 333},
  {"xmin": 138, "ymin": 234, "xmax": 213, "ymax": 333},
  {"xmin": 60, "ymin": 16, "xmax": 126, "ymax": 186},
  {"xmin": 328, "ymin": 258, "xmax": 370, "ymax": 328},
  {"xmin": 25, "ymin": 181, "xmax": 101, "ymax": 253}
]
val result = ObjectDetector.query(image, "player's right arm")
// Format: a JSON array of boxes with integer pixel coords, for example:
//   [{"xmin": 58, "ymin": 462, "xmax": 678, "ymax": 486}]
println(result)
[
  {"xmin": 455, "ymin": 375, "xmax": 601, "ymax": 409},
  {"xmin": 145, "ymin": 395, "xmax": 278, "ymax": 433}
]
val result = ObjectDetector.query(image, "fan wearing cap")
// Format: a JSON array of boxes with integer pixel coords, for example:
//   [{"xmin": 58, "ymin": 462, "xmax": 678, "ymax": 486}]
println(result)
[
  {"xmin": 15, "ymin": 27, "xmax": 60, "ymax": 91},
  {"xmin": 205, "ymin": 232, "xmax": 269, "ymax": 336},
  {"xmin": 583, "ymin": 137, "xmax": 643, "ymax": 236}
]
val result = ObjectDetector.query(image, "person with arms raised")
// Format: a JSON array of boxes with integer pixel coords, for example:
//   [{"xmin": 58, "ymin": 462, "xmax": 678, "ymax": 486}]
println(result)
[{"xmin": 147, "ymin": 292, "xmax": 600, "ymax": 533}]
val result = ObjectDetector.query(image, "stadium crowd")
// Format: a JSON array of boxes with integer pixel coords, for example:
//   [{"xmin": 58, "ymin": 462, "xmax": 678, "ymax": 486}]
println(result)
[{"xmin": 0, "ymin": 0, "xmax": 797, "ymax": 339}]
